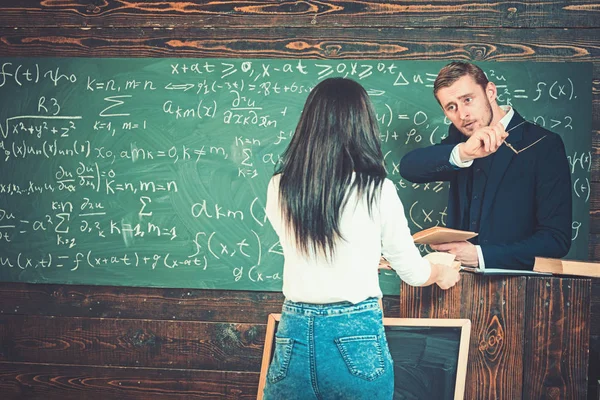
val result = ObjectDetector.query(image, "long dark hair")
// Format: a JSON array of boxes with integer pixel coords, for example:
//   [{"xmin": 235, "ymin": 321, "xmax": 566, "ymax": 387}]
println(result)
[{"xmin": 276, "ymin": 77, "xmax": 386, "ymax": 258}]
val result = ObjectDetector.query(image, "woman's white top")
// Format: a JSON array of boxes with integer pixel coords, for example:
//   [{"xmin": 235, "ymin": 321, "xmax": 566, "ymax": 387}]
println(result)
[{"xmin": 266, "ymin": 175, "xmax": 431, "ymax": 304}]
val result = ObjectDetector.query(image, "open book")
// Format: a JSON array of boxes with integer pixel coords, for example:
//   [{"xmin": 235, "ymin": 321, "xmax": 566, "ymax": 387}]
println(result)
[
  {"xmin": 459, "ymin": 265, "xmax": 551, "ymax": 276},
  {"xmin": 424, "ymin": 252, "xmax": 550, "ymax": 276},
  {"xmin": 413, "ymin": 226, "xmax": 478, "ymax": 245},
  {"xmin": 379, "ymin": 253, "xmax": 550, "ymax": 276}
]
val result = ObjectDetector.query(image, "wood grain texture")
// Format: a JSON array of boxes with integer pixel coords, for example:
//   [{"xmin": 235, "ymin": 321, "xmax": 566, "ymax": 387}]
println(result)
[
  {"xmin": 0, "ymin": 27, "xmax": 598, "ymax": 65},
  {"xmin": 399, "ymin": 270, "xmax": 473, "ymax": 318},
  {"xmin": 0, "ymin": 282, "xmax": 284, "ymax": 323},
  {"xmin": 0, "ymin": 361, "xmax": 259, "ymax": 399},
  {"xmin": 0, "ymin": 281, "xmax": 403, "ymax": 322},
  {"xmin": 590, "ymin": 333, "xmax": 600, "ymax": 400},
  {"xmin": 523, "ymin": 277, "xmax": 591, "ymax": 400},
  {"xmin": 592, "ymin": 278, "xmax": 600, "ymax": 337},
  {"xmin": 463, "ymin": 276, "xmax": 526, "ymax": 400},
  {"xmin": 589, "ymin": 279, "xmax": 600, "ymax": 400},
  {"xmin": 0, "ymin": 315, "xmax": 265, "ymax": 372},
  {"xmin": 587, "ymin": 234, "xmax": 600, "ymax": 260},
  {"xmin": 401, "ymin": 274, "xmax": 527, "ymax": 400},
  {"xmin": 0, "ymin": 1, "xmax": 599, "ymax": 29}
]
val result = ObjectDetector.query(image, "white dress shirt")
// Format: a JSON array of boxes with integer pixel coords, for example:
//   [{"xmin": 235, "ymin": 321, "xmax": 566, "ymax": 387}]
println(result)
[
  {"xmin": 266, "ymin": 175, "xmax": 431, "ymax": 304},
  {"xmin": 449, "ymin": 105, "xmax": 515, "ymax": 269}
]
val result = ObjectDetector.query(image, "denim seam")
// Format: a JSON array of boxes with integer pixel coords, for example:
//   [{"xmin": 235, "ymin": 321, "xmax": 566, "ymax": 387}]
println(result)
[
  {"xmin": 378, "ymin": 335, "xmax": 386, "ymax": 372},
  {"xmin": 267, "ymin": 337, "xmax": 294, "ymax": 384},
  {"xmin": 282, "ymin": 300, "xmax": 380, "ymax": 317},
  {"xmin": 308, "ymin": 316, "xmax": 322, "ymax": 399}
]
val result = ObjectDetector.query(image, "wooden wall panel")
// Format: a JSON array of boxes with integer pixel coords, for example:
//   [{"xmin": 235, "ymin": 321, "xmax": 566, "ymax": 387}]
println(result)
[
  {"xmin": 590, "ymin": 279, "xmax": 600, "ymax": 400},
  {"xmin": 593, "ymin": 279, "xmax": 600, "ymax": 339},
  {"xmin": 0, "ymin": 362, "xmax": 259, "ymax": 400},
  {"xmin": 0, "ymin": 315, "xmax": 264, "ymax": 372},
  {"xmin": 0, "ymin": 1, "xmax": 599, "ymax": 29},
  {"xmin": 0, "ymin": 283, "xmax": 284, "ymax": 323},
  {"xmin": 0, "ymin": 282, "xmax": 402, "ymax": 322},
  {"xmin": 523, "ymin": 278, "xmax": 592, "ymax": 400},
  {"xmin": 587, "ymin": 235, "xmax": 600, "ymax": 260},
  {"xmin": 0, "ymin": 27, "xmax": 598, "ymax": 63}
]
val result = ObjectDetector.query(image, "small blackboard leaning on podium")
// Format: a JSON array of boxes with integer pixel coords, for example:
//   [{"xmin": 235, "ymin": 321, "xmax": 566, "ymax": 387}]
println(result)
[{"xmin": 257, "ymin": 314, "xmax": 471, "ymax": 400}]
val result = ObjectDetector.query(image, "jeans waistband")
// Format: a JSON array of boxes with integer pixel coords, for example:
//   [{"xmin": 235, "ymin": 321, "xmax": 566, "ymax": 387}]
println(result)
[{"xmin": 282, "ymin": 297, "xmax": 380, "ymax": 317}]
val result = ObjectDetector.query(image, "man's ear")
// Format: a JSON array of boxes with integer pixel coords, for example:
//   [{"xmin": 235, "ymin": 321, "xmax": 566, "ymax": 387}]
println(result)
[{"xmin": 486, "ymin": 81, "xmax": 497, "ymax": 102}]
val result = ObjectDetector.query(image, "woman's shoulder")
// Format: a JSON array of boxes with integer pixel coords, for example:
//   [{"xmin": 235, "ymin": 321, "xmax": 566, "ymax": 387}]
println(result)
[
  {"xmin": 378, "ymin": 177, "xmax": 403, "ymax": 206},
  {"xmin": 268, "ymin": 173, "xmax": 282, "ymax": 187},
  {"xmin": 266, "ymin": 174, "xmax": 282, "ymax": 200},
  {"xmin": 381, "ymin": 177, "xmax": 397, "ymax": 193}
]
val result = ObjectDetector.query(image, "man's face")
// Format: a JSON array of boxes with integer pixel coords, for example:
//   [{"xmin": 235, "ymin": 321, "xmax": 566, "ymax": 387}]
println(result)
[{"xmin": 436, "ymin": 75, "xmax": 495, "ymax": 137}]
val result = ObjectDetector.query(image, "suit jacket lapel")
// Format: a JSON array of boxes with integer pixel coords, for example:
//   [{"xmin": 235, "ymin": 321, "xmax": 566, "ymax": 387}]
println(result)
[
  {"xmin": 456, "ymin": 167, "xmax": 468, "ymax": 229},
  {"xmin": 447, "ymin": 124, "xmax": 470, "ymax": 230},
  {"xmin": 480, "ymin": 112, "xmax": 525, "ymax": 225}
]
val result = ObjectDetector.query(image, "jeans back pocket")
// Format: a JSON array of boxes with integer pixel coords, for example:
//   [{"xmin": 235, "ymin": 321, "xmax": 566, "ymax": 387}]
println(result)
[
  {"xmin": 335, "ymin": 334, "xmax": 385, "ymax": 381},
  {"xmin": 267, "ymin": 336, "xmax": 294, "ymax": 384}
]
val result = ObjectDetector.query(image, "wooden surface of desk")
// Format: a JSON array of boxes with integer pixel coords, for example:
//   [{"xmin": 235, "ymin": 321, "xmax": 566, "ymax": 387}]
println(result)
[{"xmin": 400, "ymin": 273, "xmax": 591, "ymax": 400}]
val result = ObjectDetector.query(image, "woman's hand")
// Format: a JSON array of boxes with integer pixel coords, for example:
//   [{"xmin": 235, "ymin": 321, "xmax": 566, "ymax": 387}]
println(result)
[{"xmin": 434, "ymin": 264, "xmax": 461, "ymax": 290}]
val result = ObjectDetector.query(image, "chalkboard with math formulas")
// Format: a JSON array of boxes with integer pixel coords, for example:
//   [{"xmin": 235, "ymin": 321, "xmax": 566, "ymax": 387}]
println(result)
[{"xmin": 0, "ymin": 58, "xmax": 592, "ymax": 293}]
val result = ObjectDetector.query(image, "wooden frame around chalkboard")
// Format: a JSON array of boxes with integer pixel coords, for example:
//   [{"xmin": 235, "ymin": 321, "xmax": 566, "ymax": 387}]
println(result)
[{"xmin": 257, "ymin": 314, "xmax": 471, "ymax": 400}]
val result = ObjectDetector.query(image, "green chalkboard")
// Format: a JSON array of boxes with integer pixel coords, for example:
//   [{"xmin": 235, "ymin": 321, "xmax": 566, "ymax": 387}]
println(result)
[
  {"xmin": 387, "ymin": 325, "xmax": 463, "ymax": 399},
  {"xmin": 0, "ymin": 58, "xmax": 592, "ymax": 294}
]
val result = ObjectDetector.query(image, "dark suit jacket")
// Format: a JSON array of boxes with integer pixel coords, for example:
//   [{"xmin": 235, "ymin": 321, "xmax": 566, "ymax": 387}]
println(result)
[{"xmin": 399, "ymin": 110, "xmax": 572, "ymax": 270}]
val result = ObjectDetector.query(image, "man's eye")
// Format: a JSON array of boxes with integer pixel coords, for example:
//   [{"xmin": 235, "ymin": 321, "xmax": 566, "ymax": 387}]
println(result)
[
  {"xmin": 447, "ymin": 105, "xmax": 456, "ymax": 111},
  {"xmin": 464, "ymin": 97, "xmax": 473, "ymax": 103}
]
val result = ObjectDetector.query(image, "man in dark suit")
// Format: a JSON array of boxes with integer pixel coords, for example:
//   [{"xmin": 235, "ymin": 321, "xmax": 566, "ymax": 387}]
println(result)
[{"xmin": 399, "ymin": 61, "xmax": 572, "ymax": 270}]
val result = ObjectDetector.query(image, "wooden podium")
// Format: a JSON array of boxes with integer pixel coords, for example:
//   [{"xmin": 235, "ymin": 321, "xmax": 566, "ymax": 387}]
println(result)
[{"xmin": 399, "ymin": 272, "xmax": 591, "ymax": 400}]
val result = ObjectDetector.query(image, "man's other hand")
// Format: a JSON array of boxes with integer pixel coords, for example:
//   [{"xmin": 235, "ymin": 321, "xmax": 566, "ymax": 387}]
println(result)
[{"xmin": 430, "ymin": 241, "xmax": 479, "ymax": 267}]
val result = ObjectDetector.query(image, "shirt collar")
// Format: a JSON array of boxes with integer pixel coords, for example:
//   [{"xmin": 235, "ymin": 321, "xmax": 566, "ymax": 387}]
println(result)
[{"xmin": 498, "ymin": 105, "xmax": 515, "ymax": 130}]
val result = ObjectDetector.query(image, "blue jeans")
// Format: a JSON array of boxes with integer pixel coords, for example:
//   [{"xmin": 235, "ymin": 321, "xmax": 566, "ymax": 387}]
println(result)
[{"xmin": 263, "ymin": 297, "xmax": 394, "ymax": 400}]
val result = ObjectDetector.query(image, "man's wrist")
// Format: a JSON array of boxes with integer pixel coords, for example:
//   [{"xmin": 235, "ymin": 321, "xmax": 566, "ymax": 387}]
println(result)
[
  {"xmin": 450, "ymin": 144, "xmax": 474, "ymax": 168},
  {"xmin": 457, "ymin": 143, "xmax": 472, "ymax": 162}
]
